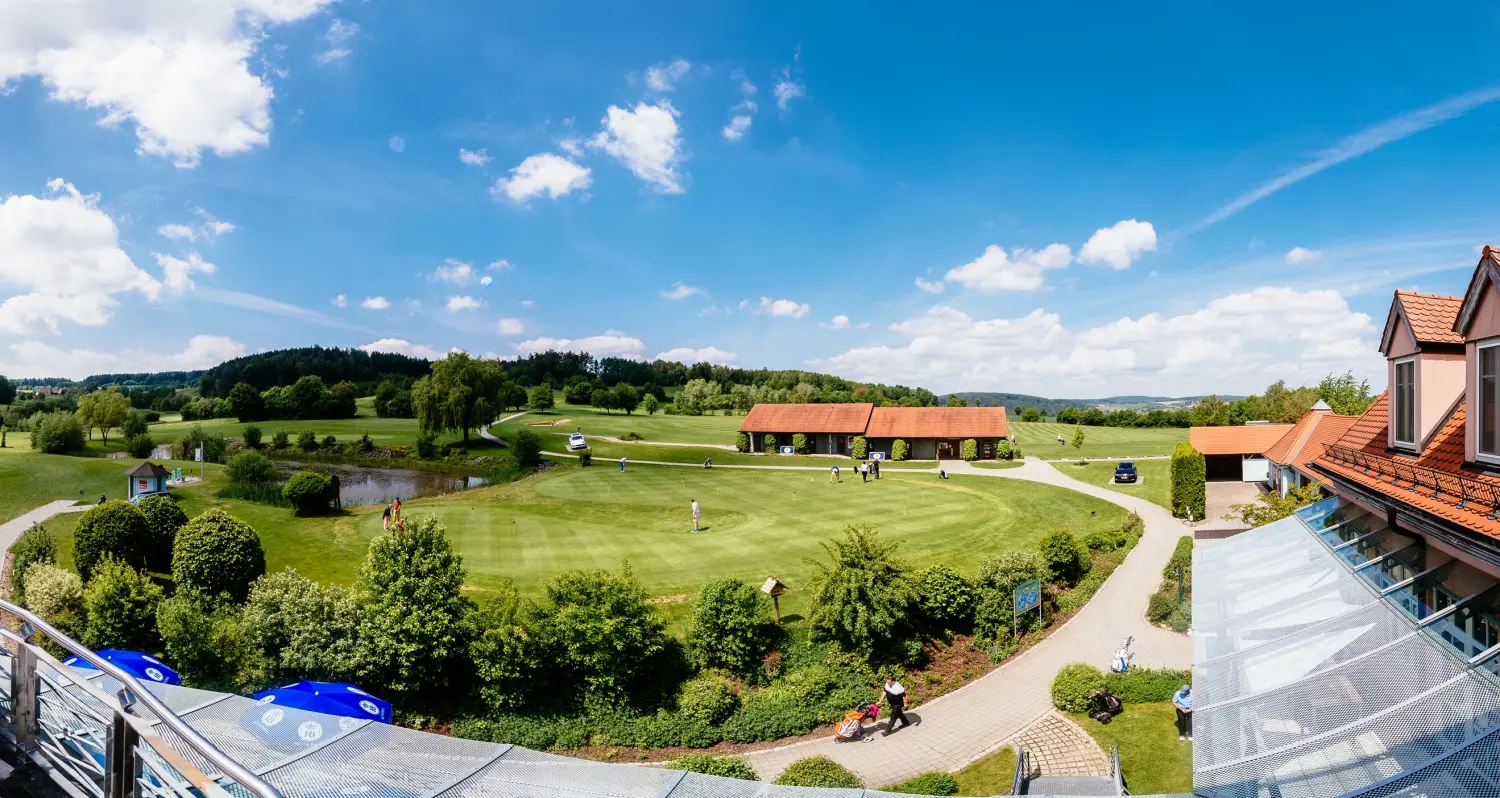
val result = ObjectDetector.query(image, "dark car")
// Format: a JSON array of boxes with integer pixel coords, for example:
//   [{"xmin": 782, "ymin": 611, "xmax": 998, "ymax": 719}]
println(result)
[{"xmin": 1113, "ymin": 461, "xmax": 1137, "ymax": 483}]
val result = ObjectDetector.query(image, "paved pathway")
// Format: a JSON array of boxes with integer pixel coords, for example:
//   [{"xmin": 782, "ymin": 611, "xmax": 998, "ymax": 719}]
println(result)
[
  {"xmin": 1012, "ymin": 711, "xmax": 1109, "ymax": 777},
  {"xmin": 0, "ymin": 500, "xmax": 88, "ymax": 551}
]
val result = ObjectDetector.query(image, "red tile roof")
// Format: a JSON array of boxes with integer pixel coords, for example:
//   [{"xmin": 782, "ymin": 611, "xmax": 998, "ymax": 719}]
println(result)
[
  {"xmin": 1394, "ymin": 291, "xmax": 1464, "ymax": 345},
  {"xmin": 1264, "ymin": 409, "xmax": 1360, "ymax": 476},
  {"xmin": 737, "ymin": 403, "xmax": 874, "ymax": 434},
  {"xmin": 864, "ymin": 406, "xmax": 1009, "ymax": 439},
  {"xmin": 125, "ymin": 461, "xmax": 169, "ymax": 478},
  {"xmin": 1188, "ymin": 424, "xmax": 1295, "ymax": 456},
  {"xmin": 1313, "ymin": 391, "xmax": 1500, "ymax": 540}
]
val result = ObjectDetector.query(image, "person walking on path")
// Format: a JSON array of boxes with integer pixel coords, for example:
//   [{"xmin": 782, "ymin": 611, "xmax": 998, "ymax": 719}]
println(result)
[
  {"xmin": 873, "ymin": 459, "xmax": 881, "ymax": 479},
  {"xmin": 880, "ymin": 677, "xmax": 911, "ymax": 735},
  {"xmin": 691, "ymin": 498, "xmax": 701, "ymax": 533},
  {"xmin": 1173, "ymin": 684, "xmax": 1193, "ymax": 741}
]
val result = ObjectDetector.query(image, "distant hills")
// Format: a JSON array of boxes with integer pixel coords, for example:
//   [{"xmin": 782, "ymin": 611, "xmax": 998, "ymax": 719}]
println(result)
[{"xmin": 943, "ymin": 392, "xmax": 1245, "ymax": 415}]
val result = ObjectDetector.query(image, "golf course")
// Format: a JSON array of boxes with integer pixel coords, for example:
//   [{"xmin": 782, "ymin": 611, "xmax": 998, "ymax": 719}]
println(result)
[{"xmin": 1009, "ymin": 420, "xmax": 1186, "ymax": 460}]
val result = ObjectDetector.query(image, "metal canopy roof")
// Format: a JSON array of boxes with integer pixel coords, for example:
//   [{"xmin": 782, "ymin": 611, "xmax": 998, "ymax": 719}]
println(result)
[{"xmin": 1193, "ymin": 497, "xmax": 1500, "ymax": 797}]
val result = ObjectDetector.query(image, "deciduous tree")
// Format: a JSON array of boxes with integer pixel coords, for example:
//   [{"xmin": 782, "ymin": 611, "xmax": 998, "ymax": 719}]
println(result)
[{"xmin": 412, "ymin": 352, "xmax": 505, "ymax": 448}]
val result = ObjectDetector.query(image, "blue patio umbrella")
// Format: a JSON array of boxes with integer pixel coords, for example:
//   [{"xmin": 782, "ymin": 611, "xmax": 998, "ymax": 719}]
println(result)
[
  {"xmin": 63, "ymin": 650, "xmax": 182, "ymax": 685},
  {"xmin": 251, "ymin": 681, "xmax": 393, "ymax": 724}
]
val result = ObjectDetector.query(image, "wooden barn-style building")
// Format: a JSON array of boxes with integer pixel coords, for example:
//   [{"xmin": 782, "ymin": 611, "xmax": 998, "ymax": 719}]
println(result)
[
  {"xmin": 736, "ymin": 403, "xmax": 1010, "ymax": 460},
  {"xmin": 738, "ymin": 403, "xmax": 874, "ymax": 455}
]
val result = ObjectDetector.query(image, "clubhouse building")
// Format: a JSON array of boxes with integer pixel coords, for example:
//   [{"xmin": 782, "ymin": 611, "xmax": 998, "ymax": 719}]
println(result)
[{"xmin": 737, "ymin": 403, "xmax": 1009, "ymax": 459}]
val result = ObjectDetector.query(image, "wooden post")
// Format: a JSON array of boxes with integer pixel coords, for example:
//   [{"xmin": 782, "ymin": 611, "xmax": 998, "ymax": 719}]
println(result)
[{"xmin": 762, "ymin": 576, "xmax": 787, "ymax": 624}]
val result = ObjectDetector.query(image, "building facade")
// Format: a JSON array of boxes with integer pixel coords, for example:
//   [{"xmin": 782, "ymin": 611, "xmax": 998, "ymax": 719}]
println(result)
[{"xmin": 736, "ymin": 403, "xmax": 1009, "ymax": 459}]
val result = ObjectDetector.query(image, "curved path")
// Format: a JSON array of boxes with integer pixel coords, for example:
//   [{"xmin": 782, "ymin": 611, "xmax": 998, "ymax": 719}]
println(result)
[{"xmin": 484, "ymin": 423, "xmax": 1191, "ymax": 785}]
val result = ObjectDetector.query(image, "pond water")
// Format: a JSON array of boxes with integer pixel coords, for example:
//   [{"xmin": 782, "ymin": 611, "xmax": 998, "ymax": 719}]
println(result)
[{"xmin": 273, "ymin": 462, "xmax": 489, "ymax": 506}]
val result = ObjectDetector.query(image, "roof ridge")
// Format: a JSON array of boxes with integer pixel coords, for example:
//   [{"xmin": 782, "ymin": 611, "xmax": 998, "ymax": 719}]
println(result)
[{"xmin": 1395, "ymin": 290, "xmax": 1463, "ymax": 300}]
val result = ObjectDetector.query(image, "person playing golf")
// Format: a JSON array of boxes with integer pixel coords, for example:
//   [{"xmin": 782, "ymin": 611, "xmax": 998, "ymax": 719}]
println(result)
[
  {"xmin": 829, "ymin": 465, "xmax": 841, "ymax": 484},
  {"xmin": 691, "ymin": 498, "xmax": 701, "ymax": 533}
]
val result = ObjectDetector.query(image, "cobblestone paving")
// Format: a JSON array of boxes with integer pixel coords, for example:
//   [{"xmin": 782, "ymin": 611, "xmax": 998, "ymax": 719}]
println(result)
[{"xmin": 1012, "ymin": 711, "xmax": 1109, "ymax": 777}]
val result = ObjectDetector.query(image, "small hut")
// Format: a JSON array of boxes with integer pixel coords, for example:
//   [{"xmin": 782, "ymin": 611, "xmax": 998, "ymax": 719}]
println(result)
[{"xmin": 125, "ymin": 462, "xmax": 170, "ymax": 502}]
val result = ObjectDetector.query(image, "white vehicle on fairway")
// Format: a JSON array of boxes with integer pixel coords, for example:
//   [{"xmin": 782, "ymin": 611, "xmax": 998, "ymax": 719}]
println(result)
[{"xmin": 567, "ymin": 432, "xmax": 588, "ymax": 450}]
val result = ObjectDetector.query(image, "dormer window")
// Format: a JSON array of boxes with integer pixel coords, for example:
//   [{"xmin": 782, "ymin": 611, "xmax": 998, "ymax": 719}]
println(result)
[
  {"xmin": 1479, "ymin": 342, "xmax": 1500, "ymax": 460},
  {"xmin": 1393, "ymin": 357, "xmax": 1415, "ymax": 448}
]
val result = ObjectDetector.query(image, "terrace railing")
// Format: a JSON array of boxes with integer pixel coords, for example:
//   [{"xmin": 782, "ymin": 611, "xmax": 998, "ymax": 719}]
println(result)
[
  {"xmin": 1323, "ymin": 444, "xmax": 1500, "ymax": 520},
  {"xmin": 0, "ymin": 600, "xmax": 280, "ymax": 798}
]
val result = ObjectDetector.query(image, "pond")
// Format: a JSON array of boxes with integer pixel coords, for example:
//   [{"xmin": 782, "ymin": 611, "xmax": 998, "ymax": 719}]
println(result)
[{"xmin": 273, "ymin": 462, "xmax": 489, "ymax": 506}]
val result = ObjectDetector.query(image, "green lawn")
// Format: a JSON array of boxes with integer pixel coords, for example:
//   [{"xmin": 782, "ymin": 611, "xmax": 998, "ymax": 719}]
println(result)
[
  {"xmin": 0, "ymin": 446, "xmax": 133, "ymax": 524},
  {"xmin": 1053, "ymin": 460, "xmax": 1171, "ymax": 509},
  {"xmin": 954, "ymin": 746, "xmax": 1018, "ymax": 795},
  {"xmin": 531, "ymin": 400, "xmax": 744, "ymax": 445},
  {"xmin": 1010, "ymin": 422, "xmax": 1186, "ymax": 460},
  {"xmin": 148, "ymin": 397, "xmax": 478, "ymax": 449},
  {"xmin": 1073, "ymin": 703, "xmax": 1194, "ymax": 795}
]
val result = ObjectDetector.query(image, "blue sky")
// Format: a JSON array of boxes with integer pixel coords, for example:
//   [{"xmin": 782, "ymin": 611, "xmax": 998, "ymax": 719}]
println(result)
[{"xmin": 3, "ymin": 1, "xmax": 1500, "ymax": 396}]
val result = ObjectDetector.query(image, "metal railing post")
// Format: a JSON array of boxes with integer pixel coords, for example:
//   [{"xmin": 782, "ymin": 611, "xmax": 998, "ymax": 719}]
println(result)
[
  {"xmin": 105, "ymin": 711, "xmax": 138, "ymax": 798},
  {"xmin": 11, "ymin": 643, "xmax": 36, "ymax": 754}
]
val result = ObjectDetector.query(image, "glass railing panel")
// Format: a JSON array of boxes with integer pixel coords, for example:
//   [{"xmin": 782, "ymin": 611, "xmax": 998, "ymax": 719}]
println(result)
[{"xmin": 1294, "ymin": 495, "xmax": 1342, "ymax": 524}]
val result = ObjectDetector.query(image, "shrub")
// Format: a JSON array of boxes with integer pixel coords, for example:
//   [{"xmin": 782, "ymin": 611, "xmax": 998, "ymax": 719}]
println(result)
[
  {"xmin": 180, "ymin": 424, "xmax": 228, "ymax": 463},
  {"xmin": 995, "ymin": 438, "xmax": 1013, "ymax": 461},
  {"xmin": 30, "ymin": 412, "xmax": 85, "ymax": 454},
  {"xmin": 664, "ymin": 754, "xmax": 756, "ymax": 781},
  {"xmin": 961, "ymin": 438, "xmax": 978, "ymax": 461},
  {"xmin": 173, "ymin": 509, "xmax": 266, "ymax": 602},
  {"xmin": 676, "ymin": 673, "xmax": 739, "ymax": 725},
  {"xmin": 144, "ymin": 411, "xmax": 161, "ymax": 423},
  {"xmin": 1147, "ymin": 591, "xmax": 1179, "ymax": 623},
  {"xmin": 734, "ymin": 431, "xmax": 750, "ymax": 452},
  {"xmin": 1170, "ymin": 443, "xmax": 1206, "ymax": 520},
  {"xmin": 271, "ymin": 430, "xmax": 289, "ymax": 449},
  {"xmin": 721, "ymin": 689, "xmax": 822, "ymax": 742},
  {"xmin": 1039, "ymin": 529, "xmax": 1090, "ymax": 584},
  {"xmin": 11, "ymin": 524, "xmax": 55, "ymax": 605},
  {"xmin": 915, "ymin": 565, "xmax": 976, "ymax": 631},
  {"xmin": 226, "ymin": 450, "xmax": 277, "ymax": 485},
  {"xmin": 82, "ymin": 558, "xmax": 163, "ymax": 652},
  {"xmin": 1104, "ymin": 667, "xmax": 1191, "ymax": 704},
  {"xmin": 121, "ymin": 411, "xmax": 149, "ymax": 439},
  {"xmin": 851, "ymin": 436, "xmax": 868, "ymax": 460},
  {"xmin": 512, "ymin": 429, "xmax": 542, "ymax": 467},
  {"xmin": 764, "ymin": 433, "xmax": 777, "ymax": 452},
  {"xmin": 23, "ymin": 563, "xmax": 84, "ymax": 635},
  {"xmin": 135, "ymin": 494, "xmax": 188, "ymax": 573},
  {"xmin": 356, "ymin": 516, "xmax": 472, "ymax": 699},
  {"xmin": 416, "ymin": 433, "xmax": 438, "ymax": 459},
  {"xmin": 891, "ymin": 439, "xmax": 909, "ymax": 461},
  {"xmin": 806, "ymin": 525, "xmax": 917, "ymax": 663},
  {"xmin": 686, "ymin": 578, "xmax": 774, "ymax": 676},
  {"xmin": 123, "ymin": 433, "xmax": 155, "ymax": 458},
  {"xmin": 470, "ymin": 585, "xmax": 544, "ymax": 711},
  {"xmin": 322, "ymin": 434, "xmax": 338, "ymax": 449},
  {"xmin": 577, "ymin": 448, "xmax": 591, "ymax": 467},
  {"xmin": 1051, "ymin": 661, "xmax": 1107, "ymax": 713},
  {"xmin": 619, "ymin": 431, "xmax": 644, "ymax": 441},
  {"xmin": 357, "ymin": 433, "xmax": 374, "ymax": 452},
  {"xmin": 73, "ymin": 501, "xmax": 150, "ymax": 581},
  {"xmin": 1165, "ymin": 534, "xmax": 1193, "ymax": 578},
  {"xmin": 243, "ymin": 568, "xmax": 360, "ymax": 683},
  {"xmin": 157, "ymin": 589, "xmax": 265, "ymax": 691},
  {"xmin": 448, "ymin": 714, "xmax": 590, "ymax": 750},
  {"xmin": 282, "ymin": 471, "xmax": 334, "ymax": 515},
  {"xmin": 974, "ymin": 550, "xmax": 1050, "ymax": 644},
  {"xmin": 532, "ymin": 563, "xmax": 669, "ymax": 703},
  {"xmin": 887, "ymin": 772, "xmax": 960, "ymax": 795},
  {"xmin": 773, "ymin": 756, "xmax": 863, "ymax": 788},
  {"xmin": 242, "ymin": 426, "xmax": 262, "ymax": 449},
  {"xmin": 297, "ymin": 430, "xmax": 317, "ymax": 452},
  {"xmin": 1083, "ymin": 526, "xmax": 1129, "ymax": 552},
  {"xmin": 791, "ymin": 433, "xmax": 810, "ymax": 454}
]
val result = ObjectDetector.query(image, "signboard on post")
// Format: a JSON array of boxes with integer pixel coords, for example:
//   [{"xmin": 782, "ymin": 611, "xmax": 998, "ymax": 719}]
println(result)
[
  {"xmin": 1013, "ymin": 577, "xmax": 1042, "ymax": 639},
  {"xmin": 870, "ymin": 451, "xmax": 886, "ymax": 461},
  {"xmin": 779, "ymin": 445, "xmax": 795, "ymax": 455}
]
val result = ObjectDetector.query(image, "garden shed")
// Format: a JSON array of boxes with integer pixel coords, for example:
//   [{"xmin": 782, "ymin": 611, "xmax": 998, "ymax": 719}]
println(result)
[{"xmin": 125, "ymin": 461, "xmax": 170, "ymax": 501}]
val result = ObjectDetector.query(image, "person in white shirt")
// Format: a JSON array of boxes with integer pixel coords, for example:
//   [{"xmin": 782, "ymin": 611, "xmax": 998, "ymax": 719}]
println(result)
[
  {"xmin": 880, "ymin": 677, "xmax": 910, "ymax": 735},
  {"xmin": 691, "ymin": 498, "xmax": 700, "ymax": 533}
]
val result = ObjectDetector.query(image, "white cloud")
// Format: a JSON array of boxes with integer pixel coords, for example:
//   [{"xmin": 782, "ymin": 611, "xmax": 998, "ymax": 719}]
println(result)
[
  {"xmin": 1078, "ymin": 219, "xmax": 1157, "ymax": 269},
  {"xmin": 819, "ymin": 314, "xmax": 851, "ymax": 330},
  {"xmin": 359, "ymin": 338, "xmax": 442, "ymax": 360},
  {"xmin": 315, "ymin": 18, "xmax": 358, "ymax": 65},
  {"xmin": 740, "ymin": 296, "xmax": 810, "ymax": 319},
  {"xmin": 944, "ymin": 243, "xmax": 1072, "ymax": 292},
  {"xmin": 497, "ymin": 317, "xmax": 524, "ymax": 335},
  {"xmin": 520, "ymin": 299, "xmax": 534, "ymax": 308},
  {"xmin": 589, "ymin": 102, "xmax": 686, "ymax": 193},
  {"xmin": 446, "ymin": 295, "xmax": 481, "ymax": 312},
  {"xmin": 655, "ymin": 346, "xmax": 737, "ymax": 364},
  {"xmin": 722, "ymin": 70, "xmax": 758, "ymax": 142},
  {"xmin": 361, "ymin": 296, "xmax": 390, "ymax": 310},
  {"xmin": 332, "ymin": 294, "xmax": 347, "ymax": 308},
  {"xmin": 774, "ymin": 64, "xmax": 805, "ymax": 110},
  {"xmin": 154, "ymin": 251, "xmax": 216, "ymax": 293},
  {"xmin": 722, "ymin": 115, "xmax": 753, "ymax": 142},
  {"xmin": 198, "ymin": 287, "xmax": 372, "ymax": 333},
  {"xmin": 458, "ymin": 148, "xmax": 491, "ymax": 167},
  {"xmin": 387, "ymin": 136, "xmax": 405, "ymax": 153},
  {"xmin": 1, "ymin": 334, "xmax": 244, "ymax": 379},
  {"xmin": 0, "ymin": 0, "xmax": 334, "ymax": 167},
  {"xmin": 491, "ymin": 153, "xmax": 592, "ymax": 202},
  {"xmin": 816, "ymin": 286, "xmax": 1380, "ymax": 395},
  {"xmin": 1286, "ymin": 246, "xmax": 1321, "ymax": 264},
  {"xmin": 0, "ymin": 179, "xmax": 161, "ymax": 333},
  {"xmin": 644, "ymin": 58, "xmax": 690, "ymax": 92},
  {"xmin": 431, "ymin": 258, "xmax": 485, "ymax": 285},
  {"xmin": 156, "ymin": 207, "xmax": 234, "ymax": 242},
  {"xmin": 515, "ymin": 330, "xmax": 646, "ymax": 359},
  {"xmin": 660, "ymin": 281, "xmax": 705, "ymax": 300},
  {"xmin": 914, "ymin": 277, "xmax": 945, "ymax": 294},
  {"xmin": 559, "ymin": 136, "xmax": 584, "ymax": 158}
]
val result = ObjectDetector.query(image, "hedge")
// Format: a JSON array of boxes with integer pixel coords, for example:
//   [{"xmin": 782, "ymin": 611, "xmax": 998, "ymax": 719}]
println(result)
[
  {"xmin": 995, "ymin": 438, "xmax": 1013, "ymax": 460},
  {"xmin": 665, "ymin": 754, "xmax": 757, "ymax": 781},
  {"xmin": 1051, "ymin": 663, "xmax": 1191, "ymax": 711},
  {"xmin": 1050, "ymin": 662, "xmax": 1108, "ymax": 713},
  {"xmin": 851, "ymin": 436, "xmax": 868, "ymax": 460},
  {"xmin": 10, "ymin": 524, "xmax": 54, "ymax": 605},
  {"xmin": 282, "ymin": 471, "xmax": 335, "ymax": 515},
  {"xmin": 735, "ymin": 432, "xmax": 750, "ymax": 453},
  {"xmin": 1170, "ymin": 443, "xmax": 1206, "ymax": 520},
  {"xmin": 773, "ymin": 756, "xmax": 863, "ymax": 788},
  {"xmin": 792, "ymin": 433, "xmax": 810, "ymax": 454},
  {"xmin": 1148, "ymin": 536, "xmax": 1194, "ymax": 631},
  {"xmin": 886, "ymin": 772, "xmax": 960, "ymax": 795},
  {"xmin": 892, "ymin": 439, "xmax": 909, "ymax": 461},
  {"xmin": 961, "ymin": 438, "xmax": 978, "ymax": 461}
]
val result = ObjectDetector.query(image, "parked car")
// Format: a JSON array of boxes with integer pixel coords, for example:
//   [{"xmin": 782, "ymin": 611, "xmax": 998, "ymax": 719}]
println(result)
[
  {"xmin": 1113, "ymin": 461, "xmax": 1137, "ymax": 483},
  {"xmin": 567, "ymin": 432, "xmax": 588, "ymax": 450}
]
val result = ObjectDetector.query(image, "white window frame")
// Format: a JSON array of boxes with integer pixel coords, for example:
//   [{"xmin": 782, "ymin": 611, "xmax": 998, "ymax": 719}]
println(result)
[
  {"xmin": 1392, "ymin": 355, "xmax": 1417, "ymax": 449},
  {"xmin": 1478, "ymin": 340, "xmax": 1500, "ymax": 464}
]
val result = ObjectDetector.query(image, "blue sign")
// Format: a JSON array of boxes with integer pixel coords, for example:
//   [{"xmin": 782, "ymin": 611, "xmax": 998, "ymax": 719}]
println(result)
[
  {"xmin": 1013, "ymin": 578, "xmax": 1041, "ymax": 615},
  {"xmin": 870, "ymin": 452, "xmax": 887, "ymax": 461},
  {"xmin": 779, "ymin": 446, "xmax": 795, "ymax": 455}
]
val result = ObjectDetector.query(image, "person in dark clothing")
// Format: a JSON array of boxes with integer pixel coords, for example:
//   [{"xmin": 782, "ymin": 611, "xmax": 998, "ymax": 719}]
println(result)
[
  {"xmin": 873, "ymin": 460, "xmax": 881, "ymax": 479},
  {"xmin": 880, "ymin": 677, "xmax": 911, "ymax": 735}
]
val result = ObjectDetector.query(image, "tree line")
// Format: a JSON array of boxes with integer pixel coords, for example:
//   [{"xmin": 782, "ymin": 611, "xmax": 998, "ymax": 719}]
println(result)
[{"xmin": 1017, "ymin": 372, "xmax": 1374, "ymax": 428}]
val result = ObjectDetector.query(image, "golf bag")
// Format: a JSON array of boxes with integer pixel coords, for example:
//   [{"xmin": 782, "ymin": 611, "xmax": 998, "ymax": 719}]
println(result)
[
  {"xmin": 834, "ymin": 704, "xmax": 880, "ymax": 742},
  {"xmin": 1088, "ymin": 690, "xmax": 1123, "ymax": 725}
]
